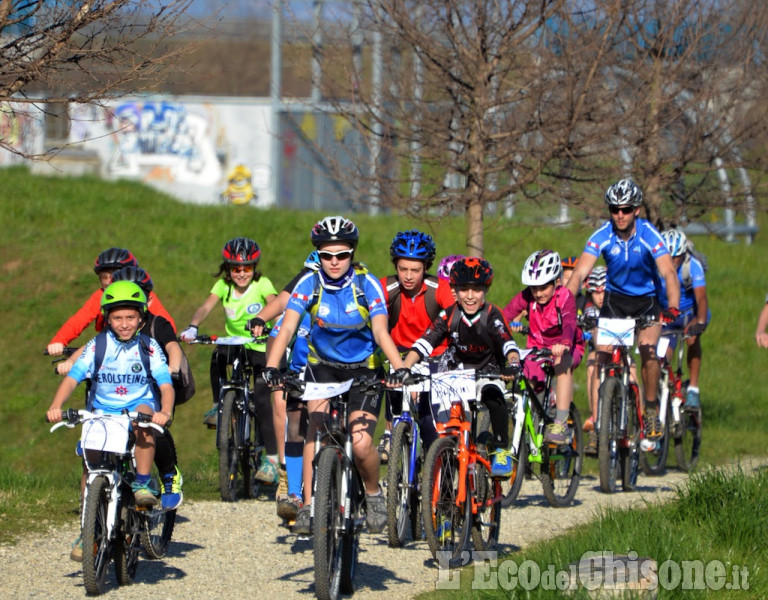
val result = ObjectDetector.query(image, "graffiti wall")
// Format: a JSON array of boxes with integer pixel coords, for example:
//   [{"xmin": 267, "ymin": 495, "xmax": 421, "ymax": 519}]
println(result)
[
  {"xmin": 0, "ymin": 102, "xmax": 45, "ymax": 165},
  {"xmin": 69, "ymin": 97, "xmax": 275, "ymax": 206}
]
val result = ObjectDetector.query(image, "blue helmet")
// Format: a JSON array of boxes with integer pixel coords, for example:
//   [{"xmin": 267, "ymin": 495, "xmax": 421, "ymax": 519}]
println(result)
[
  {"xmin": 389, "ymin": 230, "xmax": 436, "ymax": 267},
  {"xmin": 304, "ymin": 250, "xmax": 321, "ymax": 270}
]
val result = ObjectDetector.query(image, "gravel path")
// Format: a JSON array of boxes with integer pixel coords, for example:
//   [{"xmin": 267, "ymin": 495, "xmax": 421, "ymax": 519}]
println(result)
[{"xmin": 2, "ymin": 461, "xmax": 731, "ymax": 600}]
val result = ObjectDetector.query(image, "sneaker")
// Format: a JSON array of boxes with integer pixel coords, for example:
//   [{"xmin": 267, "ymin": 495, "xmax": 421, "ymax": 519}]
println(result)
[
  {"xmin": 644, "ymin": 406, "xmax": 663, "ymax": 441},
  {"xmin": 278, "ymin": 494, "xmax": 303, "ymax": 521},
  {"xmin": 255, "ymin": 456, "xmax": 279, "ymax": 484},
  {"xmin": 436, "ymin": 515, "xmax": 452, "ymax": 543},
  {"xmin": 585, "ymin": 430, "xmax": 598, "ymax": 456},
  {"xmin": 203, "ymin": 404, "xmax": 218, "ymax": 428},
  {"xmin": 131, "ymin": 481, "xmax": 158, "ymax": 508},
  {"xmin": 582, "ymin": 416, "xmax": 595, "ymax": 432},
  {"xmin": 275, "ymin": 467, "xmax": 289, "ymax": 501},
  {"xmin": 161, "ymin": 466, "xmax": 184, "ymax": 511},
  {"xmin": 490, "ymin": 450, "xmax": 513, "ymax": 478},
  {"xmin": 365, "ymin": 490, "xmax": 387, "ymax": 534},
  {"xmin": 293, "ymin": 504, "xmax": 312, "ymax": 536},
  {"xmin": 377, "ymin": 433, "xmax": 391, "ymax": 464},
  {"xmin": 70, "ymin": 534, "xmax": 83, "ymax": 562},
  {"xmin": 544, "ymin": 420, "xmax": 569, "ymax": 445},
  {"xmin": 685, "ymin": 388, "xmax": 700, "ymax": 409}
]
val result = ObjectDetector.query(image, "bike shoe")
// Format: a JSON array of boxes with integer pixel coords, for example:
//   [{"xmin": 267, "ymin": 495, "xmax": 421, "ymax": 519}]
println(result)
[
  {"xmin": 278, "ymin": 494, "xmax": 303, "ymax": 522},
  {"xmin": 436, "ymin": 516, "xmax": 452, "ymax": 544},
  {"xmin": 202, "ymin": 404, "xmax": 218, "ymax": 428},
  {"xmin": 255, "ymin": 456, "xmax": 279, "ymax": 484},
  {"xmin": 582, "ymin": 415, "xmax": 595, "ymax": 432},
  {"xmin": 544, "ymin": 420, "xmax": 569, "ymax": 445},
  {"xmin": 365, "ymin": 490, "xmax": 387, "ymax": 534},
  {"xmin": 161, "ymin": 466, "xmax": 184, "ymax": 511},
  {"xmin": 377, "ymin": 433, "xmax": 391, "ymax": 464},
  {"xmin": 132, "ymin": 481, "xmax": 159, "ymax": 508},
  {"xmin": 275, "ymin": 467, "xmax": 289, "ymax": 500},
  {"xmin": 292, "ymin": 504, "xmax": 312, "ymax": 536},
  {"xmin": 69, "ymin": 534, "xmax": 83, "ymax": 562},
  {"xmin": 585, "ymin": 430, "xmax": 598, "ymax": 456},
  {"xmin": 490, "ymin": 450, "xmax": 514, "ymax": 478},
  {"xmin": 643, "ymin": 407, "xmax": 663, "ymax": 441},
  {"xmin": 685, "ymin": 388, "xmax": 700, "ymax": 410}
]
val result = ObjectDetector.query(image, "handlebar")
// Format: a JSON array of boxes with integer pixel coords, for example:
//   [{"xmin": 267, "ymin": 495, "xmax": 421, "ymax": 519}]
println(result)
[
  {"xmin": 182, "ymin": 331, "xmax": 271, "ymax": 345},
  {"xmin": 48, "ymin": 408, "xmax": 164, "ymax": 434},
  {"xmin": 508, "ymin": 321, "xmax": 530, "ymax": 335}
]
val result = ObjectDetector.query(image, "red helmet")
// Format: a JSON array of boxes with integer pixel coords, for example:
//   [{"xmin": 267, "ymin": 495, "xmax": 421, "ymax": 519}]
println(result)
[
  {"xmin": 222, "ymin": 237, "xmax": 260, "ymax": 265},
  {"xmin": 449, "ymin": 257, "xmax": 494, "ymax": 287},
  {"xmin": 93, "ymin": 247, "xmax": 138, "ymax": 273}
]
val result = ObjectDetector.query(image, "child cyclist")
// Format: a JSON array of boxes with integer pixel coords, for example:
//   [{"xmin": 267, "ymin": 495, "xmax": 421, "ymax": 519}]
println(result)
[
  {"xmin": 46, "ymin": 281, "xmax": 175, "ymax": 506},
  {"xmin": 263, "ymin": 216, "xmax": 407, "ymax": 536},
  {"xmin": 378, "ymin": 230, "xmax": 456, "ymax": 462},
  {"xmin": 47, "ymin": 247, "xmax": 176, "ymax": 357},
  {"xmin": 581, "ymin": 266, "xmax": 607, "ymax": 455},
  {"xmin": 403, "ymin": 257, "xmax": 521, "ymax": 478},
  {"xmin": 179, "ymin": 237, "xmax": 280, "ymax": 484},
  {"xmin": 502, "ymin": 250, "xmax": 582, "ymax": 445}
]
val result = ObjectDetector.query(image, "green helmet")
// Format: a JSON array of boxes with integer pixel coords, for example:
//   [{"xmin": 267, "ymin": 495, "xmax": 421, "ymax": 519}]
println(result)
[{"xmin": 100, "ymin": 281, "xmax": 147, "ymax": 316}]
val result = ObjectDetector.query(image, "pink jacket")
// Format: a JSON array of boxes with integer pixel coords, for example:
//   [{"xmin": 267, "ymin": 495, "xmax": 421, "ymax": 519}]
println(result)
[{"xmin": 502, "ymin": 285, "xmax": 579, "ymax": 351}]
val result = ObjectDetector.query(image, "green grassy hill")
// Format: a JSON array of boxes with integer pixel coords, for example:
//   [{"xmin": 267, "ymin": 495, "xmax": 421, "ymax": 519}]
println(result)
[{"xmin": 1, "ymin": 166, "xmax": 766, "ymax": 540}]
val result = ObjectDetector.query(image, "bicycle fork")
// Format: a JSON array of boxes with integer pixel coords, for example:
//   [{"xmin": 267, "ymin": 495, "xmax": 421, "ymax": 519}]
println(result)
[{"xmin": 83, "ymin": 471, "xmax": 121, "ymax": 539}]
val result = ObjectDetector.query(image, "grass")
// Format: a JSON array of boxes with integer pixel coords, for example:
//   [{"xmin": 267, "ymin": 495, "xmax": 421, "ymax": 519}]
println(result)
[
  {"xmin": 1, "ymin": 164, "xmax": 767, "ymax": 548},
  {"xmin": 415, "ymin": 464, "xmax": 768, "ymax": 599}
]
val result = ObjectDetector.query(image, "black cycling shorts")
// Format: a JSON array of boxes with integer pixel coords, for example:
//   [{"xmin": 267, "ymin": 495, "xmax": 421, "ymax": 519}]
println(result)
[
  {"xmin": 304, "ymin": 362, "xmax": 383, "ymax": 417},
  {"xmin": 600, "ymin": 291, "xmax": 661, "ymax": 320}
]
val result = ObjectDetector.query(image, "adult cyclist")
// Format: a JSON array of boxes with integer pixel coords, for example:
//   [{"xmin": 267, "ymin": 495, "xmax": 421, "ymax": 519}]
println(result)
[{"xmin": 566, "ymin": 179, "xmax": 681, "ymax": 441}]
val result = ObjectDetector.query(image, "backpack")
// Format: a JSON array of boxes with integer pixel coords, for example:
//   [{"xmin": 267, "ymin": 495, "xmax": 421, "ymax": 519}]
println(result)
[
  {"xmin": 307, "ymin": 263, "xmax": 372, "ymax": 330},
  {"xmin": 147, "ymin": 317, "xmax": 196, "ymax": 405},
  {"xmin": 681, "ymin": 241, "xmax": 709, "ymax": 291},
  {"xmin": 384, "ymin": 274, "xmax": 441, "ymax": 330}
]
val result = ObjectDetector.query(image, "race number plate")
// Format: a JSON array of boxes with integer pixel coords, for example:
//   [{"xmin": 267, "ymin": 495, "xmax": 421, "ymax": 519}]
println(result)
[{"xmin": 81, "ymin": 415, "xmax": 131, "ymax": 454}]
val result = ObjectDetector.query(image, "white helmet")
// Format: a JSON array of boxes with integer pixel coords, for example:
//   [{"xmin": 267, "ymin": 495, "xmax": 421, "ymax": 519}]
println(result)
[
  {"xmin": 521, "ymin": 250, "xmax": 562, "ymax": 286},
  {"xmin": 586, "ymin": 266, "xmax": 607, "ymax": 292},
  {"xmin": 605, "ymin": 179, "xmax": 643, "ymax": 207},
  {"xmin": 661, "ymin": 229, "xmax": 687, "ymax": 257}
]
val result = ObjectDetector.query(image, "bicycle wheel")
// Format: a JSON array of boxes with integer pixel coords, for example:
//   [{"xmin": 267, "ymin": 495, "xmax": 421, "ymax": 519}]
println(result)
[
  {"xmin": 82, "ymin": 475, "xmax": 113, "ymax": 596},
  {"xmin": 674, "ymin": 404, "xmax": 702, "ymax": 472},
  {"xmin": 243, "ymin": 410, "xmax": 263, "ymax": 499},
  {"xmin": 313, "ymin": 447, "xmax": 345, "ymax": 600},
  {"xmin": 640, "ymin": 403, "xmax": 671, "ymax": 476},
  {"xmin": 114, "ymin": 506, "xmax": 140, "ymax": 586},
  {"xmin": 471, "ymin": 459, "xmax": 501, "ymax": 551},
  {"xmin": 421, "ymin": 436, "xmax": 472, "ymax": 562},
  {"xmin": 541, "ymin": 403, "xmax": 583, "ymax": 507},
  {"xmin": 218, "ymin": 390, "xmax": 242, "ymax": 502},
  {"xmin": 497, "ymin": 400, "xmax": 528, "ymax": 509},
  {"xmin": 598, "ymin": 377, "xmax": 622, "ymax": 494},
  {"xmin": 386, "ymin": 421, "xmax": 413, "ymax": 547},
  {"xmin": 621, "ymin": 384, "xmax": 641, "ymax": 492},
  {"xmin": 140, "ymin": 492, "xmax": 176, "ymax": 560}
]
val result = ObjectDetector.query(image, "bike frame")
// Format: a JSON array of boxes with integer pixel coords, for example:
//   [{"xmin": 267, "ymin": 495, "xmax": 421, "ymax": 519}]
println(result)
[{"xmin": 391, "ymin": 386, "xmax": 422, "ymax": 497}]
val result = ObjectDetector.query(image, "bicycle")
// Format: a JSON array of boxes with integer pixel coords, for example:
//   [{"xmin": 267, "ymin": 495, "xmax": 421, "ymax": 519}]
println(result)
[
  {"xmin": 185, "ymin": 334, "xmax": 267, "ymax": 501},
  {"xmin": 641, "ymin": 328, "xmax": 702, "ymax": 474},
  {"xmin": 49, "ymin": 409, "xmax": 174, "ymax": 595},
  {"xmin": 280, "ymin": 373, "xmax": 386, "ymax": 600},
  {"xmin": 588, "ymin": 315, "xmax": 656, "ymax": 493},
  {"xmin": 416, "ymin": 368, "xmax": 505, "ymax": 566},
  {"xmin": 498, "ymin": 346, "xmax": 584, "ymax": 509}
]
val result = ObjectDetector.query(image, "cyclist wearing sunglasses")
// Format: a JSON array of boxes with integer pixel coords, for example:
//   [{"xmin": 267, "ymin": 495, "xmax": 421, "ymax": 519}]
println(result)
[
  {"xmin": 566, "ymin": 179, "xmax": 681, "ymax": 442},
  {"xmin": 263, "ymin": 216, "xmax": 406, "ymax": 536},
  {"xmin": 180, "ymin": 237, "xmax": 282, "ymax": 483}
]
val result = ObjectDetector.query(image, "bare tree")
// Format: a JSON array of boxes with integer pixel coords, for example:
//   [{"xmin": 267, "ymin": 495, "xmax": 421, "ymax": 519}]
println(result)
[{"xmin": 0, "ymin": 0, "xmax": 197, "ymax": 156}]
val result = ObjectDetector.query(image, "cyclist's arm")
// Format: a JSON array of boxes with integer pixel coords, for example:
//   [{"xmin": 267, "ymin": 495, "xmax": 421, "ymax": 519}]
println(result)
[
  {"xmin": 164, "ymin": 340, "xmax": 183, "ymax": 375},
  {"xmin": 153, "ymin": 382, "xmax": 175, "ymax": 426},
  {"xmin": 656, "ymin": 253, "xmax": 681, "ymax": 311},
  {"xmin": 403, "ymin": 350, "xmax": 421, "ymax": 369},
  {"xmin": 46, "ymin": 376, "xmax": 79, "ymax": 423},
  {"xmin": 371, "ymin": 313, "xmax": 405, "ymax": 369},
  {"xmin": 756, "ymin": 300, "xmax": 768, "ymax": 348},
  {"xmin": 55, "ymin": 345, "xmax": 85, "ymax": 376},
  {"xmin": 266, "ymin": 308, "xmax": 301, "ymax": 369},
  {"xmin": 566, "ymin": 251, "xmax": 597, "ymax": 297},
  {"xmin": 693, "ymin": 286, "xmax": 708, "ymax": 328}
]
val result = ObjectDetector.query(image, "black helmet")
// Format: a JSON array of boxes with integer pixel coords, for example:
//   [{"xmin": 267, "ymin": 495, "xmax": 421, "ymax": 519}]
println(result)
[
  {"xmin": 310, "ymin": 216, "xmax": 359, "ymax": 249},
  {"xmin": 112, "ymin": 266, "xmax": 154, "ymax": 295},
  {"xmin": 222, "ymin": 237, "xmax": 261, "ymax": 265},
  {"xmin": 93, "ymin": 247, "xmax": 138, "ymax": 273}
]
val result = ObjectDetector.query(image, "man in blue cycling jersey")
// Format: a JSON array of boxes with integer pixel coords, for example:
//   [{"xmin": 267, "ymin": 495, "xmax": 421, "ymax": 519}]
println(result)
[{"xmin": 566, "ymin": 179, "xmax": 681, "ymax": 441}]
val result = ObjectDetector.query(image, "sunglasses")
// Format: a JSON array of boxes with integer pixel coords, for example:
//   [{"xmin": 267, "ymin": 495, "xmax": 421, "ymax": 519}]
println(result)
[
  {"xmin": 318, "ymin": 250, "xmax": 353, "ymax": 261},
  {"xmin": 230, "ymin": 265, "xmax": 254, "ymax": 273},
  {"xmin": 609, "ymin": 205, "xmax": 635, "ymax": 215}
]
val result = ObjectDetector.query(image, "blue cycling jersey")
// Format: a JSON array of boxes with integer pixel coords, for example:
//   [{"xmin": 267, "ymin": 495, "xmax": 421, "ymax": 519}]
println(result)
[
  {"xmin": 286, "ymin": 270, "xmax": 388, "ymax": 364},
  {"xmin": 658, "ymin": 255, "xmax": 706, "ymax": 312},
  {"xmin": 583, "ymin": 218, "xmax": 668, "ymax": 297},
  {"xmin": 271, "ymin": 311, "xmax": 311, "ymax": 371},
  {"xmin": 68, "ymin": 330, "xmax": 171, "ymax": 412}
]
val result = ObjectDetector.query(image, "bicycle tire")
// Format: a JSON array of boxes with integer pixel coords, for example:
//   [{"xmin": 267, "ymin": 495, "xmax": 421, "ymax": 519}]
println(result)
[
  {"xmin": 621, "ymin": 384, "xmax": 641, "ymax": 492},
  {"xmin": 471, "ymin": 459, "xmax": 501, "ymax": 551},
  {"xmin": 498, "ymin": 400, "xmax": 528, "ymax": 509},
  {"xmin": 386, "ymin": 421, "xmax": 413, "ymax": 547},
  {"xmin": 640, "ymin": 403, "xmax": 671, "ymax": 476},
  {"xmin": 140, "ymin": 499, "xmax": 176, "ymax": 560},
  {"xmin": 421, "ymin": 436, "xmax": 472, "ymax": 562},
  {"xmin": 218, "ymin": 390, "xmax": 241, "ymax": 502},
  {"xmin": 244, "ymin": 409, "xmax": 263, "ymax": 499},
  {"xmin": 82, "ymin": 475, "xmax": 113, "ymax": 596},
  {"xmin": 674, "ymin": 404, "xmax": 702, "ymax": 472},
  {"xmin": 541, "ymin": 403, "xmax": 583, "ymax": 507},
  {"xmin": 114, "ymin": 506, "xmax": 140, "ymax": 586},
  {"xmin": 313, "ymin": 447, "xmax": 345, "ymax": 600},
  {"xmin": 598, "ymin": 377, "xmax": 622, "ymax": 493}
]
